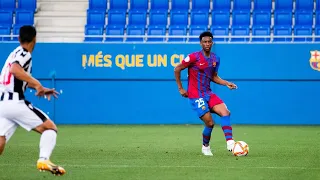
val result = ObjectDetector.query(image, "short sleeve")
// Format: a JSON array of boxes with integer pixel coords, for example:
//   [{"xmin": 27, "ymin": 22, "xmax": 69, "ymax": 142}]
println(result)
[
  {"xmin": 13, "ymin": 51, "xmax": 31, "ymax": 68},
  {"xmin": 181, "ymin": 53, "xmax": 197, "ymax": 67}
]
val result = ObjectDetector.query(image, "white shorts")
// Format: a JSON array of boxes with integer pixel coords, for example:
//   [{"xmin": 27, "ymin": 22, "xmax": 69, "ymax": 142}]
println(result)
[{"xmin": 0, "ymin": 100, "xmax": 49, "ymax": 141}]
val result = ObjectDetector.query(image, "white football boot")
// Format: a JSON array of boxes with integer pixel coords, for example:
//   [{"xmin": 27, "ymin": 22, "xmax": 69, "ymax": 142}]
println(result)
[
  {"xmin": 227, "ymin": 140, "xmax": 235, "ymax": 152},
  {"xmin": 202, "ymin": 145, "xmax": 213, "ymax": 156}
]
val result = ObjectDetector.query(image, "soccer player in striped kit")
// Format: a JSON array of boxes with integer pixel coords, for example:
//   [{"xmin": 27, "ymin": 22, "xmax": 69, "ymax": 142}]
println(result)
[
  {"xmin": 174, "ymin": 31, "xmax": 237, "ymax": 156},
  {"xmin": 0, "ymin": 26, "xmax": 66, "ymax": 175}
]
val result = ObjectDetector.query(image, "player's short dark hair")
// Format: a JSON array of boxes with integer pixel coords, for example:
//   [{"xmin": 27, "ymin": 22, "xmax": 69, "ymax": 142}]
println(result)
[
  {"xmin": 19, "ymin": 25, "xmax": 37, "ymax": 43},
  {"xmin": 199, "ymin": 31, "xmax": 213, "ymax": 41}
]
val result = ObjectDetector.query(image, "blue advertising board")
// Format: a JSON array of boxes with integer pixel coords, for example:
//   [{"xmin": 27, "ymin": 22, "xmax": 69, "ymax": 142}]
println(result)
[{"xmin": 0, "ymin": 43, "xmax": 319, "ymax": 125}]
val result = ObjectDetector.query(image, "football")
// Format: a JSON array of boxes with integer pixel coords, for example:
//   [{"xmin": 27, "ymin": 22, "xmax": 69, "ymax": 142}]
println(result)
[{"xmin": 232, "ymin": 141, "xmax": 249, "ymax": 156}]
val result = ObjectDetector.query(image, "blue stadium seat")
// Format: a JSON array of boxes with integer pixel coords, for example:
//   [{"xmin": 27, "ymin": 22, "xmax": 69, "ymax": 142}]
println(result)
[
  {"xmin": 107, "ymin": 11, "xmax": 126, "ymax": 27},
  {"xmin": 105, "ymin": 25, "xmax": 124, "ymax": 41},
  {"xmin": 252, "ymin": 26, "xmax": 271, "ymax": 42},
  {"xmin": 17, "ymin": 0, "xmax": 36, "ymax": 12},
  {"xmin": 89, "ymin": 0, "xmax": 107, "ymax": 11},
  {"xmin": 233, "ymin": 0, "xmax": 251, "ymax": 11},
  {"xmin": 12, "ymin": 25, "xmax": 22, "ymax": 41},
  {"xmin": 168, "ymin": 26, "xmax": 187, "ymax": 42},
  {"xmin": 274, "ymin": 0, "xmax": 293, "ymax": 11},
  {"xmin": 213, "ymin": 0, "xmax": 230, "ymax": 11},
  {"xmin": 0, "ymin": 0, "xmax": 15, "ymax": 10},
  {"xmin": 189, "ymin": 26, "xmax": 207, "ymax": 42},
  {"xmin": 170, "ymin": 11, "xmax": 188, "ymax": 27},
  {"xmin": 192, "ymin": 0, "xmax": 210, "ymax": 12},
  {"xmin": 109, "ymin": 0, "xmax": 128, "ymax": 11},
  {"xmin": 171, "ymin": 0, "xmax": 189, "ymax": 12},
  {"xmin": 295, "ymin": 0, "xmax": 313, "ymax": 11},
  {"xmin": 149, "ymin": 11, "xmax": 167, "ymax": 27},
  {"xmin": 252, "ymin": 11, "xmax": 271, "ymax": 26},
  {"xmin": 0, "ymin": 26, "xmax": 11, "ymax": 41},
  {"xmin": 131, "ymin": 0, "xmax": 148, "ymax": 11},
  {"xmin": 190, "ymin": 11, "xmax": 209, "ymax": 27},
  {"xmin": 232, "ymin": 11, "xmax": 250, "ymax": 27},
  {"xmin": 0, "ymin": 10, "xmax": 13, "ymax": 26},
  {"xmin": 316, "ymin": 12, "xmax": 320, "ymax": 26},
  {"xmin": 210, "ymin": 26, "xmax": 229, "ymax": 42},
  {"xmin": 254, "ymin": 0, "xmax": 272, "ymax": 11},
  {"xmin": 128, "ymin": 11, "xmax": 147, "ymax": 27},
  {"xmin": 84, "ymin": 25, "xmax": 104, "ymax": 42},
  {"xmin": 211, "ymin": 11, "xmax": 230, "ymax": 27},
  {"xmin": 315, "ymin": 27, "xmax": 320, "ymax": 41},
  {"xmin": 317, "ymin": 0, "xmax": 320, "ymax": 12},
  {"xmin": 147, "ymin": 26, "xmax": 166, "ymax": 42},
  {"xmin": 15, "ymin": 10, "xmax": 34, "ymax": 26},
  {"xmin": 126, "ymin": 26, "xmax": 145, "ymax": 42},
  {"xmin": 230, "ymin": 27, "xmax": 250, "ymax": 42},
  {"xmin": 273, "ymin": 26, "xmax": 292, "ymax": 42},
  {"xmin": 293, "ymin": 26, "xmax": 312, "ymax": 42},
  {"xmin": 87, "ymin": 10, "xmax": 106, "ymax": 26},
  {"xmin": 150, "ymin": 0, "xmax": 168, "ymax": 11},
  {"xmin": 274, "ymin": 11, "xmax": 292, "ymax": 27},
  {"xmin": 295, "ymin": 11, "xmax": 313, "ymax": 26}
]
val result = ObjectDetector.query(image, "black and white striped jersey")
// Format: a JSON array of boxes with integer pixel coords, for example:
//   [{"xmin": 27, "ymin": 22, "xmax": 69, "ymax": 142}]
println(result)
[{"xmin": 0, "ymin": 46, "xmax": 32, "ymax": 99}]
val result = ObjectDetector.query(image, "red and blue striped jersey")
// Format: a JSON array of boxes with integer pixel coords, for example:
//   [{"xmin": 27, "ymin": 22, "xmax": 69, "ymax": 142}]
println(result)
[{"xmin": 182, "ymin": 50, "xmax": 220, "ymax": 99}]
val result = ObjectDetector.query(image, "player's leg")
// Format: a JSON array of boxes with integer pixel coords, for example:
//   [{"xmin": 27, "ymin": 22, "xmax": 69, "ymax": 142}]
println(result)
[
  {"xmin": 33, "ymin": 119, "xmax": 58, "ymax": 162},
  {"xmin": 0, "ymin": 118, "xmax": 18, "ymax": 155},
  {"xmin": 33, "ymin": 120, "xmax": 66, "ymax": 176},
  {"xmin": 200, "ymin": 112, "xmax": 215, "ymax": 156},
  {"xmin": 13, "ymin": 101, "xmax": 65, "ymax": 176},
  {"xmin": 200, "ymin": 112, "xmax": 214, "ymax": 147},
  {"xmin": 190, "ymin": 97, "xmax": 214, "ymax": 156},
  {"xmin": 0, "ymin": 136, "xmax": 5, "ymax": 155},
  {"xmin": 208, "ymin": 94, "xmax": 235, "ymax": 152},
  {"xmin": 212, "ymin": 103, "xmax": 235, "ymax": 151}
]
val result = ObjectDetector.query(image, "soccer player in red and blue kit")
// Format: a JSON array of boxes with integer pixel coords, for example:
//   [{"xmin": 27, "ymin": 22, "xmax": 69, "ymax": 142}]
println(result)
[{"xmin": 174, "ymin": 31, "xmax": 237, "ymax": 156}]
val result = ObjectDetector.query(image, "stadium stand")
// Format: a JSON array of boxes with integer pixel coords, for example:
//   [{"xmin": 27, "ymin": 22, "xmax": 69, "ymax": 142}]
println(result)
[
  {"xmin": 0, "ymin": 0, "xmax": 87, "ymax": 42},
  {"xmin": 36, "ymin": 0, "xmax": 87, "ymax": 42},
  {"xmin": 0, "ymin": 0, "xmax": 320, "ymax": 42},
  {"xmin": 83, "ymin": 0, "xmax": 320, "ymax": 42},
  {"xmin": 0, "ymin": 0, "xmax": 36, "ymax": 41}
]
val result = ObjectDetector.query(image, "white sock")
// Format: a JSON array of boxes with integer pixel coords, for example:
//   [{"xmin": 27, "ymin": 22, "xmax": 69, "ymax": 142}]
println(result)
[{"xmin": 39, "ymin": 130, "xmax": 57, "ymax": 161}]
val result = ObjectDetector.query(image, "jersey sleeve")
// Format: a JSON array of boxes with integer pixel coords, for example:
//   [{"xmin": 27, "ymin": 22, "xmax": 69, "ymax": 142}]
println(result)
[
  {"xmin": 13, "ymin": 52, "xmax": 31, "ymax": 68},
  {"xmin": 181, "ymin": 53, "xmax": 197, "ymax": 67}
]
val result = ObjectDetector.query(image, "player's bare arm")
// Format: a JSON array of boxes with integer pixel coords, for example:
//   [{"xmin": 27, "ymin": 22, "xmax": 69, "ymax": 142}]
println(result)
[
  {"xmin": 212, "ymin": 72, "xmax": 237, "ymax": 89},
  {"xmin": 174, "ymin": 63, "xmax": 188, "ymax": 97},
  {"xmin": 10, "ymin": 63, "xmax": 59, "ymax": 99},
  {"xmin": 10, "ymin": 63, "xmax": 42, "ymax": 90}
]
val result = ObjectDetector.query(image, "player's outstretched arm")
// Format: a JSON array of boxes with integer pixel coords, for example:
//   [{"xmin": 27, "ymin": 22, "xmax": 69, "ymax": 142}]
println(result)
[
  {"xmin": 212, "ymin": 72, "xmax": 237, "ymax": 90},
  {"xmin": 174, "ymin": 63, "xmax": 188, "ymax": 97},
  {"xmin": 10, "ymin": 63, "xmax": 42, "ymax": 89}
]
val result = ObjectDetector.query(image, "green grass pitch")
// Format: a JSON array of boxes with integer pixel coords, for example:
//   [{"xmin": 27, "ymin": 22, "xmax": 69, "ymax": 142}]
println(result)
[{"xmin": 0, "ymin": 125, "xmax": 319, "ymax": 180}]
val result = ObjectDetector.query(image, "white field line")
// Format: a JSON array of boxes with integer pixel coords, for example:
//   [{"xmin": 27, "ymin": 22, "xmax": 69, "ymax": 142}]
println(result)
[{"xmin": 0, "ymin": 164, "xmax": 318, "ymax": 170}]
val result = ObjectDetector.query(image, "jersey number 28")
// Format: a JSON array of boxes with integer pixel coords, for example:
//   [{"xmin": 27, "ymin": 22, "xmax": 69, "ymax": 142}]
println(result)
[{"xmin": 1, "ymin": 63, "xmax": 12, "ymax": 85}]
